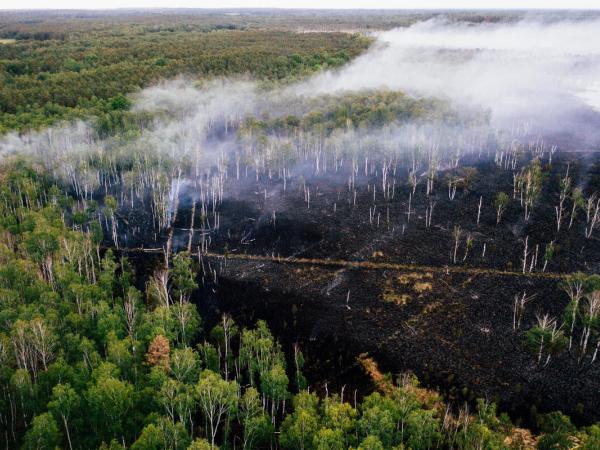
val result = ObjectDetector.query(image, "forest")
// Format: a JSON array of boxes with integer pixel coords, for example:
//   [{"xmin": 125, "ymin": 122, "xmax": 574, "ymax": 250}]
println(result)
[{"xmin": 1, "ymin": 8, "xmax": 600, "ymax": 450}]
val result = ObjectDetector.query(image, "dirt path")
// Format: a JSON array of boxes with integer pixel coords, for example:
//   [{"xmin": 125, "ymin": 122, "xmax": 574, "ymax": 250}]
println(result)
[
  {"xmin": 201, "ymin": 251, "xmax": 570, "ymax": 280},
  {"xmin": 122, "ymin": 246, "xmax": 571, "ymax": 279}
]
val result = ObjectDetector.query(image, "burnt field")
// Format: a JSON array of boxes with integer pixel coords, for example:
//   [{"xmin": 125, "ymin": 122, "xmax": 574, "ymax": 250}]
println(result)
[
  {"xmin": 117, "ymin": 141, "xmax": 600, "ymax": 426},
  {"xmin": 196, "ymin": 255, "xmax": 597, "ymax": 426},
  {"xmin": 170, "ymin": 150, "xmax": 600, "ymax": 273}
]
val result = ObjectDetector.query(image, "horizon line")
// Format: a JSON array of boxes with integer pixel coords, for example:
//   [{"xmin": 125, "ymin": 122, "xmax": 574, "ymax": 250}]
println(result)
[{"xmin": 2, "ymin": 7, "xmax": 600, "ymax": 12}]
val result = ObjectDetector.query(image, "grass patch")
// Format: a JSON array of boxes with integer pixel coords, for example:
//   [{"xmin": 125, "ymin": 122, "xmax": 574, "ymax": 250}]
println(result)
[
  {"xmin": 383, "ymin": 291, "xmax": 412, "ymax": 305},
  {"xmin": 414, "ymin": 282, "xmax": 433, "ymax": 293}
]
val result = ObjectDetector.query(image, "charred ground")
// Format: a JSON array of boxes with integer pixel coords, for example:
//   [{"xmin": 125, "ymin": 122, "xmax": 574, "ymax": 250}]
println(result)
[{"xmin": 119, "ymin": 143, "xmax": 600, "ymax": 427}]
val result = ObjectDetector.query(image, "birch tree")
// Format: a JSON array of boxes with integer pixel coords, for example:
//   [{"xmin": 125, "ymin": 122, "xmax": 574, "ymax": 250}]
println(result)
[{"xmin": 195, "ymin": 369, "xmax": 239, "ymax": 448}]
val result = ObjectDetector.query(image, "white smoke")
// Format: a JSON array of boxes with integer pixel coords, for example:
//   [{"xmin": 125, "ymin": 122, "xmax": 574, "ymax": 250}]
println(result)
[
  {"xmin": 293, "ymin": 18, "xmax": 600, "ymax": 132},
  {"xmin": 4, "ymin": 16, "xmax": 600, "ymax": 164}
]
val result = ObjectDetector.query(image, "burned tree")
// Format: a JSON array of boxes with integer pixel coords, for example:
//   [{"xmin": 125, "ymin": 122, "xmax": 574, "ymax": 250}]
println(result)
[
  {"xmin": 555, "ymin": 166, "xmax": 571, "ymax": 232},
  {"xmin": 526, "ymin": 314, "xmax": 566, "ymax": 366},
  {"xmin": 495, "ymin": 192, "xmax": 509, "ymax": 224}
]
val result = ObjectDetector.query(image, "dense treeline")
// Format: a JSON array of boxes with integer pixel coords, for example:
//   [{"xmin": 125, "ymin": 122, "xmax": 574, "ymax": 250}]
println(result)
[
  {"xmin": 0, "ymin": 25, "xmax": 370, "ymax": 133},
  {"xmin": 0, "ymin": 9, "xmax": 532, "ymax": 38}
]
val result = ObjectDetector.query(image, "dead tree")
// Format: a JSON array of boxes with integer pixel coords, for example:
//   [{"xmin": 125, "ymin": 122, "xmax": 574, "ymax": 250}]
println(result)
[
  {"xmin": 562, "ymin": 277, "xmax": 584, "ymax": 351},
  {"xmin": 447, "ymin": 176, "xmax": 461, "ymax": 201},
  {"xmin": 522, "ymin": 236, "xmax": 530, "ymax": 274},
  {"xmin": 29, "ymin": 318, "xmax": 56, "ymax": 372},
  {"xmin": 187, "ymin": 200, "xmax": 196, "ymax": 252},
  {"xmin": 452, "ymin": 226, "xmax": 461, "ymax": 264},
  {"xmin": 513, "ymin": 291, "xmax": 535, "ymax": 330},
  {"xmin": 555, "ymin": 166, "xmax": 571, "ymax": 232},
  {"xmin": 585, "ymin": 193, "xmax": 600, "ymax": 239},
  {"xmin": 408, "ymin": 170, "xmax": 418, "ymax": 195},
  {"xmin": 124, "ymin": 289, "xmax": 139, "ymax": 347},
  {"xmin": 425, "ymin": 198, "xmax": 435, "ymax": 228},
  {"xmin": 147, "ymin": 269, "xmax": 170, "ymax": 308},
  {"xmin": 580, "ymin": 291, "xmax": 600, "ymax": 360}
]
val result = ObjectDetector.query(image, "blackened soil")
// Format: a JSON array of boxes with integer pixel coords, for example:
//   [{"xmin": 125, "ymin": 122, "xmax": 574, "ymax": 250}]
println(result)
[
  {"xmin": 117, "ymin": 149, "xmax": 600, "ymax": 429},
  {"xmin": 201, "ymin": 256, "xmax": 600, "ymax": 427},
  {"xmin": 157, "ymin": 152, "xmax": 600, "ymax": 274}
]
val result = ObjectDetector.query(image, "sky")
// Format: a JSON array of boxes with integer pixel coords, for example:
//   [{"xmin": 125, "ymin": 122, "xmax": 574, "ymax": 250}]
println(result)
[{"xmin": 2, "ymin": 0, "xmax": 600, "ymax": 10}]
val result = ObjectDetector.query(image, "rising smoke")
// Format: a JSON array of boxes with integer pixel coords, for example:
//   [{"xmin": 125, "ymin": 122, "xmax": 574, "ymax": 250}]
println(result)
[
  {"xmin": 3, "ymin": 15, "xmax": 600, "ymax": 187},
  {"xmin": 293, "ymin": 17, "xmax": 600, "ymax": 140}
]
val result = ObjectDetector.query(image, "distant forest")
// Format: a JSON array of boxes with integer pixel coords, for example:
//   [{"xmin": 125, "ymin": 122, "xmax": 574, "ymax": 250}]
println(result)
[{"xmin": 0, "ymin": 8, "xmax": 541, "ymax": 134}]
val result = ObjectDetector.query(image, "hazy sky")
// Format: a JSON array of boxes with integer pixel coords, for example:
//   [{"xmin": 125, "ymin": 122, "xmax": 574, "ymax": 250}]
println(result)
[{"xmin": 2, "ymin": 0, "xmax": 600, "ymax": 10}]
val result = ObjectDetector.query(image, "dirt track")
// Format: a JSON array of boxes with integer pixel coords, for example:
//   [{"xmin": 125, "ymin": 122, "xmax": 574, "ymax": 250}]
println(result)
[{"xmin": 202, "ymin": 251, "xmax": 570, "ymax": 280}]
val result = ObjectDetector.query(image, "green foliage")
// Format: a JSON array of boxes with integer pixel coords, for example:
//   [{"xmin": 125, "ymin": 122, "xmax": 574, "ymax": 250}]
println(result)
[
  {"xmin": 314, "ymin": 427, "xmax": 345, "ymax": 450},
  {"xmin": 280, "ymin": 391, "xmax": 321, "ymax": 449},
  {"xmin": 172, "ymin": 252, "xmax": 198, "ymax": 304},
  {"xmin": 195, "ymin": 370, "xmax": 239, "ymax": 447},
  {"xmin": 356, "ymin": 435, "xmax": 385, "ymax": 450},
  {"xmin": 537, "ymin": 412, "xmax": 577, "ymax": 450},
  {"xmin": 187, "ymin": 438, "xmax": 215, "ymax": 450},
  {"xmin": 405, "ymin": 409, "xmax": 440, "ymax": 450},
  {"xmin": 130, "ymin": 423, "xmax": 164, "ymax": 450},
  {"xmin": 240, "ymin": 90, "xmax": 480, "ymax": 141},
  {"xmin": 0, "ymin": 17, "xmax": 369, "ymax": 134},
  {"xmin": 22, "ymin": 412, "xmax": 61, "ymax": 450},
  {"xmin": 86, "ymin": 375, "xmax": 135, "ymax": 441},
  {"xmin": 261, "ymin": 363, "xmax": 289, "ymax": 405},
  {"xmin": 580, "ymin": 424, "xmax": 600, "ymax": 449},
  {"xmin": 240, "ymin": 387, "xmax": 273, "ymax": 449},
  {"xmin": 358, "ymin": 402, "xmax": 396, "ymax": 447}
]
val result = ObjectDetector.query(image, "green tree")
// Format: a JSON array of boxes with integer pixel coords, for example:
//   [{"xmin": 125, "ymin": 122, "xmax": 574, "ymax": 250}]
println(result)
[
  {"xmin": 110, "ymin": 94, "xmax": 132, "ymax": 111},
  {"xmin": 172, "ymin": 252, "xmax": 198, "ymax": 304},
  {"xmin": 495, "ymin": 192, "xmax": 509, "ymax": 224},
  {"xmin": 405, "ymin": 409, "xmax": 440, "ymax": 450},
  {"xmin": 261, "ymin": 363, "xmax": 289, "ymax": 423},
  {"xmin": 240, "ymin": 387, "xmax": 272, "ymax": 450},
  {"xmin": 195, "ymin": 370, "xmax": 239, "ymax": 448},
  {"xmin": 23, "ymin": 228, "xmax": 59, "ymax": 284},
  {"xmin": 323, "ymin": 396, "xmax": 358, "ymax": 447},
  {"xmin": 86, "ymin": 376, "xmax": 134, "ymax": 442},
  {"xmin": 48, "ymin": 383, "xmax": 79, "ymax": 450},
  {"xmin": 22, "ymin": 412, "xmax": 61, "ymax": 450},
  {"xmin": 537, "ymin": 412, "xmax": 576, "ymax": 450},
  {"xmin": 187, "ymin": 438, "xmax": 216, "ymax": 450},
  {"xmin": 197, "ymin": 341, "xmax": 220, "ymax": 372},
  {"xmin": 130, "ymin": 423, "xmax": 163, "ymax": 450},
  {"xmin": 170, "ymin": 347, "xmax": 200, "ymax": 384},
  {"xmin": 172, "ymin": 303, "xmax": 201, "ymax": 346},
  {"xmin": 314, "ymin": 427, "xmax": 345, "ymax": 450},
  {"xmin": 211, "ymin": 315, "xmax": 238, "ymax": 381},
  {"xmin": 358, "ymin": 404, "xmax": 395, "ymax": 448},
  {"xmin": 280, "ymin": 391, "xmax": 320, "ymax": 450},
  {"xmin": 356, "ymin": 435, "xmax": 385, "ymax": 450},
  {"xmin": 580, "ymin": 424, "xmax": 600, "ymax": 449}
]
